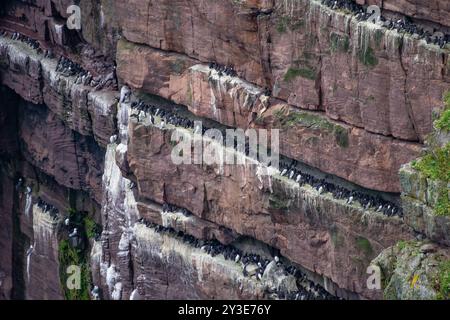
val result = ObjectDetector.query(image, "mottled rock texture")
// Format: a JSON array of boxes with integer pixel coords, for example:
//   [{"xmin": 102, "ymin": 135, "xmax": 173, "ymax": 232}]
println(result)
[
  {"xmin": 115, "ymin": 0, "xmax": 450, "ymax": 142},
  {"xmin": 125, "ymin": 114, "xmax": 416, "ymax": 299},
  {"xmin": 372, "ymin": 240, "xmax": 450, "ymax": 299},
  {"xmin": 0, "ymin": 0, "xmax": 449, "ymax": 301}
]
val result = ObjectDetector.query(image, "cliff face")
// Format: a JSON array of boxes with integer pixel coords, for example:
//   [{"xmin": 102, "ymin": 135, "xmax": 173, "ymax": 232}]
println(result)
[{"xmin": 0, "ymin": 0, "xmax": 449, "ymax": 300}]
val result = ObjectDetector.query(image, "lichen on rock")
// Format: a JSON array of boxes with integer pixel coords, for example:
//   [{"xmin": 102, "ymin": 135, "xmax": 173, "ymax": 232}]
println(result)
[{"xmin": 372, "ymin": 241, "xmax": 450, "ymax": 300}]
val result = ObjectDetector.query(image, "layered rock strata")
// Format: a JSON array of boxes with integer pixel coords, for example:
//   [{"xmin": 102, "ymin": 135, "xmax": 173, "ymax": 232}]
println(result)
[{"xmin": 0, "ymin": 0, "xmax": 448, "ymax": 301}]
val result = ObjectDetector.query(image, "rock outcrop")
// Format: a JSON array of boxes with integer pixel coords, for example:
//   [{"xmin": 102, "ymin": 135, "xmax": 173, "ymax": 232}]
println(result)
[{"xmin": 0, "ymin": 0, "xmax": 448, "ymax": 301}]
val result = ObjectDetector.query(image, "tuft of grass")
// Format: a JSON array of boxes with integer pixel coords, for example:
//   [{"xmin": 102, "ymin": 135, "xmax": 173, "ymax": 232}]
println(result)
[
  {"xmin": 412, "ymin": 143, "xmax": 450, "ymax": 182},
  {"xmin": 397, "ymin": 240, "xmax": 409, "ymax": 251},
  {"xmin": 83, "ymin": 216, "xmax": 101, "ymax": 239},
  {"xmin": 435, "ymin": 92, "xmax": 450, "ymax": 132},
  {"xmin": 334, "ymin": 126, "xmax": 349, "ymax": 148},
  {"xmin": 435, "ymin": 188, "xmax": 450, "ymax": 217},
  {"xmin": 412, "ymin": 143, "xmax": 450, "ymax": 216},
  {"xmin": 269, "ymin": 194, "xmax": 290, "ymax": 211},
  {"xmin": 58, "ymin": 240, "xmax": 90, "ymax": 300},
  {"xmin": 438, "ymin": 260, "xmax": 450, "ymax": 300}
]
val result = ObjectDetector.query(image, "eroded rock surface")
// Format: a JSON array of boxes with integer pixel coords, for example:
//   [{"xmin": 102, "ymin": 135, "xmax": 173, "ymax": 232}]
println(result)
[{"xmin": 0, "ymin": 0, "xmax": 449, "ymax": 301}]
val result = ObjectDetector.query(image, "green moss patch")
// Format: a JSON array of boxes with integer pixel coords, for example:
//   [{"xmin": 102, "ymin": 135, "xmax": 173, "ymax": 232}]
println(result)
[
  {"xmin": 269, "ymin": 194, "xmax": 290, "ymax": 211},
  {"xmin": 356, "ymin": 236, "xmax": 373, "ymax": 256},
  {"xmin": 283, "ymin": 67, "xmax": 316, "ymax": 81},
  {"xmin": 435, "ymin": 92, "xmax": 450, "ymax": 132},
  {"xmin": 274, "ymin": 109, "xmax": 349, "ymax": 148},
  {"xmin": 84, "ymin": 216, "xmax": 102, "ymax": 239},
  {"xmin": 437, "ymin": 260, "xmax": 450, "ymax": 299},
  {"xmin": 117, "ymin": 38, "xmax": 137, "ymax": 52},
  {"xmin": 330, "ymin": 226, "xmax": 345, "ymax": 248},
  {"xmin": 435, "ymin": 188, "xmax": 450, "ymax": 217},
  {"xmin": 334, "ymin": 126, "xmax": 349, "ymax": 148},
  {"xmin": 374, "ymin": 29, "xmax": 384, "ymax": 48},
  {"xmin": 330, "ymin": 33, "xmax": 350, "ymax": 53},
  {"xmin": 358, "ymin": 46, "xmax": 378, "ymax": 67}
]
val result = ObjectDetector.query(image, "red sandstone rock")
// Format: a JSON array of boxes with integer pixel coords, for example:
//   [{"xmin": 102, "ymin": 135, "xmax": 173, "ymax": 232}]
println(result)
[
  {"xmin": 117, "ymin": 40, "xmax": 423, "ymax": 191},
  {"xmin": 115, "ymin": 0, "xmax": 266, "ymax": 86},
  {"xmin": 19, "ymin": 103, "xmax": 104, "ymax": 204},
  {"xmin": 126, "ymin": 120, "xmax": 415, "ymax": 298}
]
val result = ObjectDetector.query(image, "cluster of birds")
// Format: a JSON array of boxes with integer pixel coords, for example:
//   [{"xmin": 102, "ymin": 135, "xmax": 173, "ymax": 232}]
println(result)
[
  {"xmin": 208, "ymin": 62, "xmax": 238, "ymax": 78},
  {"xmin": 130, "ymin": 99, "xmax": 203, "ymax": 131},
  {"xmin": 56, "ymin": 56, "xmax": 86, "ymax": 78},
  {"xmin": 129, "ymin": 97, "xmax": 403, "ymax": 218},
  {"xmin": 321, "ymin": 0, "xmax": 449, "ymax": 48},
  {"xmin": 5, "ymin": 31, "xmax": 40, "ymax": 49},
  {"xmin": 279, "ymin": 160, "xmax": 403, "ymax": 217},
  {"xmin": 137, "ymin": 215, "xmax": 337, "ymax": 300},
  {"xmin": 0, "ymin": 30, "xmax": 116, "ymax": 90},
  {"xmin": 0, "ymin": 30, "xmax": 55, "ymax": 57},
  {"xmin": 207, "ymin": 62, "xmax": 271, "ymax": 96},
  {"xmin": 129, "ymin": 98, "xmax": 402, "ymax": 218},
  {"xmin": 162, "ymin": 202, "xmax": 192, "ymax": 217},
  {"xmin": 36, "ymin": 197, "xmax": 60, "ymax": 220},
  {"xmin": 130, "ymin": 98, "xmax": 266, "ymax": 156},
  {"xmin": 56, "ymin": 55, "xmax": 117, "ymax": 90}
]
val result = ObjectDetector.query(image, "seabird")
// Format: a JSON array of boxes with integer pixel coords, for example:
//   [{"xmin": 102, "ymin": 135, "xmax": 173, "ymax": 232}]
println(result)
[
  {"xmin": 347, "ymin": 196, "xmax": 353, "ymax": 205},
  {"xmin": 69, "ymin": 228, "xmax": 78, "ymax": 237}
]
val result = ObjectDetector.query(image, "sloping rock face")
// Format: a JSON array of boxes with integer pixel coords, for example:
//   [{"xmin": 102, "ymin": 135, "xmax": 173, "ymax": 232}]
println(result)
[{"xmin": 0, "ymin": 0, "xmax": 449, "ymax": 301}]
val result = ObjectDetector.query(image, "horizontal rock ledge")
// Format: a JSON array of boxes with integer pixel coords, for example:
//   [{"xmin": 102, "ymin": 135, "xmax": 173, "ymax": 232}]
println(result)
[
  {"xmin": 115, "ymin": 0, "xmax": 450, "ymax": 142},
  {"xmin": 124, "ymin": 108, "xmax": 416, "ymax": 299},
  {"xmin": 116, "ymin": 41, "xmax": 423, "ymax": 192},
  {"xmin": 0, "ymin": 37, "xmax": 118, "ymax": 149}
]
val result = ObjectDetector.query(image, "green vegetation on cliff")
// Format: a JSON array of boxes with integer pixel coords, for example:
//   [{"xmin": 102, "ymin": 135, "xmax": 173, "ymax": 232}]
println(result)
[
  {"xmin": 412, "ymin": 143, "xmax": 450, "ymax": 216},
  {"xmin": 375, "ymin": 241, "xmax": 449, "ymax": 300},
  {"xmin": 330, "ymin": 33, "xmax": 350, "ymax": 53},
  {"xmin": 274, "ymin": 108, "xmax": 349, "ymax": 148},
  {"xmin": 412, "ymin": 143, "xmax": 450, "ymax": 182},
  {"xmin": 276, "ymin": 16, "xmax": 304, "ymax": 33},
  {"xmin": 59, "ymin": 205, "xmax": 95, "ymax": 300},
  {"xmin": 84, "ymin": 216, "xmax": 101, "ymax": 239},
  {"xmin": 58, "ymin": 240, "xmax": 90, "ymax": 300},
  {"xmin": 284, "ymin": 67, "xmax": 316, "ymax": 81},
  {"xmin": 435, "ymin": 92, "xmax": 450, "ymax": 132},
  {"xmin": 358, "ymin": 46, "xmax": 378, "ymax": 67},
  {"xmin": 438, "ymin": 260, "xmax": 450, "ymax": 300},
  {"xmin": 356, "ymin": 236, "xmax": 373, "ymax": 256}
]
